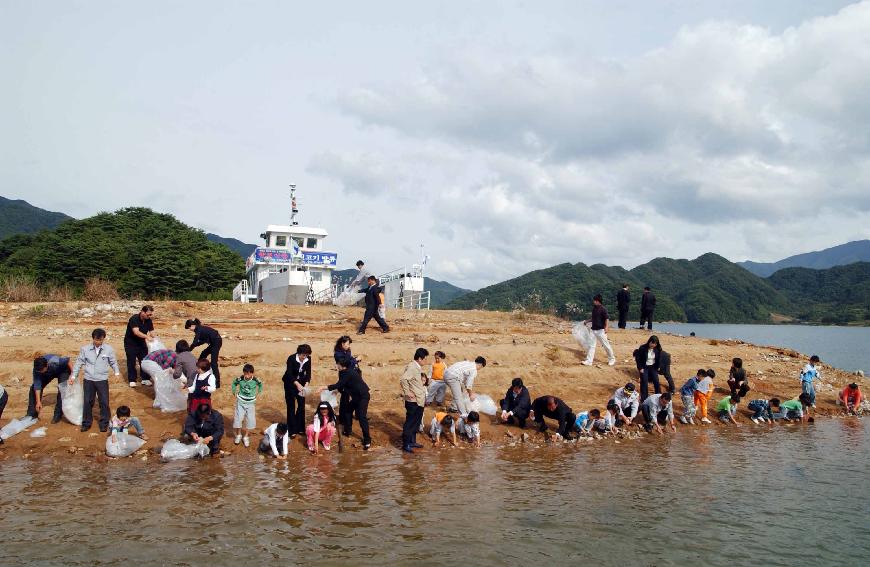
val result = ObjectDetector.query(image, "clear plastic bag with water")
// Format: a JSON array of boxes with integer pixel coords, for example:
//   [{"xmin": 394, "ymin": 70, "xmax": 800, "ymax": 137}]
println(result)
[
  {"xmin": 57, "ymin": 379, "xmax": 84, "ymax": 426},
  {"xmin": 149, "ymin": 365, "xmax": 187, "ymax": 413},
  {"xmin": 0, "ymin": 416, "xmax": 38, "ymax": 440},
  {"xmin": 29, "ymin": 426, "xmax": 47, "ymax": 438},
  {"xmin": 572, "ymin": 321, "xmax": 595, "ymax": 350},
  {"xmin": 106, "ymin": 432, "xmax": 146, "ymax": 457},
  {"xmin": 148, "ymin": 338, "xmax": 166, "ymax": 353},
  {"xmin": 334, "ymin": 290, "xmax": 365, "ymax": 307},
  {"xmin": 469, "ymin": 394, "xmax": 498, "ymax": 416},
  {"xmin": 320, "ymin": 390, "xmax": 339, "ymax": 410},
  {"xmin": 160, "ymin": 439, "xmax": 210, "ymax": 461}
]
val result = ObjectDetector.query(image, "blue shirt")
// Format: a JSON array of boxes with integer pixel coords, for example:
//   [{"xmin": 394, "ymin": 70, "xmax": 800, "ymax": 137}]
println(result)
[
  {"xmin": 800, "ymin": 364, "xmax": 819, "ymax": 383},
  {"xmin": 32, "ymin": 354, "xmax": 70, "ymax": 390},
  {"xmin": 680, "ymin": 377, "xmax": 700, "ymax": 396}
]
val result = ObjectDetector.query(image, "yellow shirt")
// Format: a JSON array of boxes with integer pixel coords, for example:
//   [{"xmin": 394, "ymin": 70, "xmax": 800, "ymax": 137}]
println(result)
[{"xmin": 432, "ymin": 360, "xmax": 445, "ymax": 381}]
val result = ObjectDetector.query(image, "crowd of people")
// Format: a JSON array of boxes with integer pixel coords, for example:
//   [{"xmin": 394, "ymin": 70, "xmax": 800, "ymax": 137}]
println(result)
[{"xmin": 0, "ymin": 297, "xmax": 864, "ymax": 455}]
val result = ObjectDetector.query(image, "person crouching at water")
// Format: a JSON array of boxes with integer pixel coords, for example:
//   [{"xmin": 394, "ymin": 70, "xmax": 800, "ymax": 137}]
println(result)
[
  {"xmin": 678, "ymin": 369, "xmax": 707, "ymax": 425},
  {"xmin": 259, "ymin": 422, "xmax": 290, "ymax": 459},
  {"xmin": 839, "ymin": 383, "xmax": 862, "ymax": 415},
  {"xmin": 110, "ymin": 405, "xmax": 148, "ymax": 442},
  {"xmin": 499, "ymin": 377, "xmax": 531, "ymax": 428},
  {"xmin": 443, "ymin": 356, "xmax": 486, "ymax": 418},
  {"xmin": 173, "ymin": 340, "xmax": 198, "ymax": 388},
  {"xmin": 321, "ymin": 357, "xmax": 372, "ymax": 450},
  {"xmin": 307, "ymin": 402, "xmax": 337, "ymax": 454},
  {"xmin": 187, "ymin": 359, "xmax": 216, "ymax": 414},
  {"xmin": 694, "ymin": 369, "xmax": 715, "ymax": 424},
  {"xmin": 185, "ymin": 319, "xmax": 223, "ymax": 388},
  {"xmin": 611, "ymin": 383, "xmax": 639, "ymax": 426},
  {"xmin": 183, "ymin": 403, "xmax": 224, "ymax": 456},
  {"xmin": 28, "ymin": 354, "xmax": 73, "ymax": 422},
  {"xmin": 776, "ymin": 393, "xmax": 812, "ymax": 423},
  {"xmin": 574, "ymin": 408, "xmax": 602, "ymax": 435},
  {"xmin": 282, "ymin": 344, "xmax": 312, "ymax": 437},
  {"xmin": 716, "ymin": 394, "xmax": 742, "ymax": 426},
  {"xmin": 530, "ymin": 396, "xmax": 576, "ymax": 440},
  {"xmin": 457, "ymin": 411, "xmax": 481, "ymax": 447},
  {"xmin": 728, "ymin": 358, "xmax": 750, "ymax": 398},
  {"xmin": 400, "ymin": 348, "xmax": 429, "ymax": 454},
  {"xmin": 641, "ymin": 392, "xmax": 676, "ymax": 434},
  {"xmin": 747, "ymin": 398, "xmax": 780, "ymax": 424},
  {"xmin": 429, "ymin": 412, "xmax": 457, "ymax": 447}
]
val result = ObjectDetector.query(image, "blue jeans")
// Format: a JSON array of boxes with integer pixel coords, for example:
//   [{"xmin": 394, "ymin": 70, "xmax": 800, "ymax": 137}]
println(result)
[
  {"xmin": 114, "ymin": 417, "xmax": 144, "ymax": 436},
  {"xmin": 802, "ymin": 382, "xmax": 816, "ymax": 406},
  {"xmin": 747, "ymin": 400, "xmax": 768, "ymax": 420}
]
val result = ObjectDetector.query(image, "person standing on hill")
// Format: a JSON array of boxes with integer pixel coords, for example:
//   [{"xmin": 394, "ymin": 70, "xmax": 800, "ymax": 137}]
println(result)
[
  {"xmin": 358, "ymin": 276, "xmax": 389, "ymax": 334},
  {"xmin": 124, "ymin": 305, "xmax": 154, "ymax": 387},
  {"xmin": 639, "ymin": 287, "xmax": 656, "ymax": 330},
  {"xmin": 616, "ymin": 284, "xmax": 631, "ymax": 329},
  {"xmin": 582, "ymin": 294, "xmax": 616, "ymax": 366},
  {"xmin": 185, "ymin": 319, "xmax": 223, "ymax": 388}
]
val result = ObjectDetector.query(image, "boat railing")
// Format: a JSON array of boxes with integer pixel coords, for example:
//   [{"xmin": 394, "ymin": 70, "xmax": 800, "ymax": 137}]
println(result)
[{"xmin": 392, "ymin": 291, "xmax": 431, "ymax": 310}]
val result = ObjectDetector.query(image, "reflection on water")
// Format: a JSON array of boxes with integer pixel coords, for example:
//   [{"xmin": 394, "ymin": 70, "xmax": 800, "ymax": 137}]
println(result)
[{"xmin": 1, "ymin": 419, "xmax": 867, "ymax": 566}]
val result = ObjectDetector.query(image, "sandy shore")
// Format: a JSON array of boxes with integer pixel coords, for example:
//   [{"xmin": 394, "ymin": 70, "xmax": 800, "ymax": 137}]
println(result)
[{"xmin": 0, "ymin": 300, "xmax": 860, "ymax": 462}]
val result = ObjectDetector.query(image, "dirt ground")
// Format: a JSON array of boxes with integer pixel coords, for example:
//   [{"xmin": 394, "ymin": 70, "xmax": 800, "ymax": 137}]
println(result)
[{"xmin": 0, "ymin": 300, "xmax": 861, "ymax": 462}]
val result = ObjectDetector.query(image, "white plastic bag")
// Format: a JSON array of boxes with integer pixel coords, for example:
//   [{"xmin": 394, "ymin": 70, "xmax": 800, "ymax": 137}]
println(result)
[
  {"xmin": 334, "ymin": 290, "xmax": 364, "ymax": 307},
  {"xmin": 320, "ymin": 390, "xmax": 339, "ymax": 410},
  {"xmin": 572, "ymin": 321, "xmax": 595, "ymax": 350},
  {"xmin": 29, "ymin": 426, "xmax": 47, "ymax": 438},
  {"xmin": 106, "ymin": 432, "xmax": 146, "ymax": 457},
  {"xmin": 470, "ymin": 394, "xmax": 498, "ymax": 416},
  {"xmin": 148, "ymin": 338, "xmax": 166, "ymax": 353},
  {"xmin": 0, "ymin": 416, "xmax": 38, "ymax": 440},
  {"xmin": 57, "ymin": 380, "xmax": 84, "ymax": 426},
  {"xmin": 377, "ymin": 304, "xmax": 386, "ymax": 319},
  {"xmin": 152, "ymin": 368, "xmax": 188, "ymax": 413},
  {"xmin": 160, "ymin": 439, "xmax": 210, "ymax": 461}
]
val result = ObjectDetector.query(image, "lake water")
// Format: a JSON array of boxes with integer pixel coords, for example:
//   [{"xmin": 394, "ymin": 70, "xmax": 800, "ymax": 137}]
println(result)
[
  {"xmin": 0, "ymin": 418, "xmax": 867, "ymax": 566},
  {"xmin": 653, "ymin": 323, "xmax": 870, "ymax": 374}
]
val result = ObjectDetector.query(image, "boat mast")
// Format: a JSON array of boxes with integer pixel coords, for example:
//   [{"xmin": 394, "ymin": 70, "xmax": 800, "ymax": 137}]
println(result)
[{"xmin": 290, "ymin": 183, "xmax": 299, "ymax": 226}]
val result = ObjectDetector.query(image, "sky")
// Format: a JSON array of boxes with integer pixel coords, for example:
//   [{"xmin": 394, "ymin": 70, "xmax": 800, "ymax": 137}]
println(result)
[{"xmin": 2, "ymin": 0, "xmax": 869, "ymax": 290}]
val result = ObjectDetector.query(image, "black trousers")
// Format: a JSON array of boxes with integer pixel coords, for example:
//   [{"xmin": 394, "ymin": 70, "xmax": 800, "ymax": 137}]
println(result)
[
  {"xmin": 199, "ymin": 339, "xmax": 222, "ymax": 388},
  {"xmin": 82, "ymin": 380, "xmax": 110, "ymax": 430},
  {"xmin": 124, "ymin": 342, "xmax": 148, "ymax": 383},
  {"xmin": 359, "ymin": 307, "xmax": 388, "ymax": 333},
  {"xmin": 728, "ymin": 380, "xmax": 750, "ymax": 398},
  {"xmin": 0, "ymin": 390, "xmax": 8, "ymax": 421},
  {"xmin": 26, "ymin": 373, "xmax": 68, "ymax": 419},
  {"xmin": 353, "ymin": 394, "xmax": 371, "ymax": 444},
  {"xmin": 402, "ymin": 401, "xmax": 423, "ymax": 448},
  {"xmin": 639, "ymin": 310, "xmax": 654, "ymax": 330},
  {"xmin": 339, "ymin": 391, "xmax": 354, "ymax": 435},
  {"xmin": 639, "ymin": 366, "xmax": 660, "ymax": 402},
  {"xmin": 284, "ymin": 385, "xmax": 306, "ymax": 434},
  {"xmin": 642, "ymin": 407, "xmax": 669, "ymax": 431},
  {"xmin": 618, "ymin": 307, "xmax": 629, "ymax": 329}
]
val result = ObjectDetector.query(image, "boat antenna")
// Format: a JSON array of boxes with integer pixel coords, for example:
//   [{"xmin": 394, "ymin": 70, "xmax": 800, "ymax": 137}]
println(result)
[{"xmin": 290, "ymin": 183, "xmax": 299, "ymax": 226}]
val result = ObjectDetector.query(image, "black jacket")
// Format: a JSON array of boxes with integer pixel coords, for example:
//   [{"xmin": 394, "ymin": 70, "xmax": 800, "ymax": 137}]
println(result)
[
  {"xmin": 364, "ymin": 285, "xmax": 383, "ymax": 310},
  {"xmin": 328, "ymin": 368, "xmax": 370, "ymax": 399},
  {"xmin": 500, "ymin": 386, "xmax": 531, "ymax": 417},
  {"xmin": 183, "ymin": 410, "xmax": 225, "ymax": 439},
  {"xmin": 190, "ymin": 325, "xmax": 221, "ymax": 349},
  {"xmin": 634, "ymin": 343, "xmax": 662, "ymax": 370},
  {"xmin": 657, "ymin": 350, "xmax": 675, "ymax": 393},
  {"xmin": 282, "ymin": 355, "xmax": 311, "ymax": 388},
  {"xmin": 640, "ymin": 291, "xmax": 656, "ymax": 313},
  {"xmin": 617, "ymin": 289, "xmax": 631, "ymax": 310},
  {"xmin": 531, "ymin": 396, "xmax": 575, "ymax": 435}
]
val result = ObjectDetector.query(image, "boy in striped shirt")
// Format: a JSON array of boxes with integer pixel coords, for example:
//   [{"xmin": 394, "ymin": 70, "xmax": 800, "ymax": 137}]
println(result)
[{"xmin": 232, "ymin": 364, "xmax": 263, "ymax": 447}]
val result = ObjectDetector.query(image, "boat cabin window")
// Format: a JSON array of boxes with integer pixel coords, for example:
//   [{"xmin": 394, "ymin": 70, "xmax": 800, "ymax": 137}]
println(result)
[
  {"xmin": 292, "ymin": 237, "xmax": 304, "ymax": 248},
  {"xmin": 274, "ymin": 235, "xmax": 287, "ymax": 247},
  {"xmin": 310, "ymin": 271, "xmax": 322, "ymax": 281},
  {"xmin": 306, "ymin": 237, "xmax": 318, "ymax": 249}
]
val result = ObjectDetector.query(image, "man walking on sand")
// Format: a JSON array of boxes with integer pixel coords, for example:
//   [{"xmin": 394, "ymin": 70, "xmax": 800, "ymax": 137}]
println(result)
[
  {"xmin": 616, "ymin": 284, "xmax": 630, "ymax": 329},
  {"xmin": 583, "ymin": 295, "xmax": 616, "ymax": 366},
  {"xmin": 358, "ymin": 276, "xmax": 389, "ymax": 334}
]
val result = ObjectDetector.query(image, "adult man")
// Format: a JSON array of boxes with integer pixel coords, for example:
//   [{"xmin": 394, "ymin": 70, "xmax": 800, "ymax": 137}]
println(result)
[
  {"xmin": 658, "ymin": 350, "xmax": 676, "ymax": 394},
  {"xmin": 499, "ymin": 377, "xmax": 532, "ymax": 428},
  {"xmin": 612, "ymin": 383, "xmax": 640, "ymax": 426},
  {"xmin": 72, "ymin": 328, "xmax": 121, "ymax": 432},
  {"xmin": 183, "ymin": 403, "xmax": 225, "ymax": 456},
  {"xmin": 641, "ymin": 392, "xmax": 677, "ymax": 434},
  {"xmin": 443, "ymin": 356, "xmax": 487, "ymax": 417},
  {"xmin": 348, "ymin": 260, "xmax": 373, "ymax": 292},
  {"xmin": 530, "ymin": 395, "xmax": 576, "ymax": 438},
  {"xmin": 616, "ymin": 284, "xmax": 630, "ymax": 329},
  {"xmin": 28, "ymin": 354, "xmax": 73, "ymax": 422},
  {"xmin": 124, "ymin": 305, "xmax": 155, "ymax": 387},
  {"xmin": 399, "ymin": 348, "xmax": 429, "ymax": 454},
  {"xmin": 358, "ymin": 276, "xmax": 389, "ymax": 334},
  {"xmin": 582, "ymin": 294, "xmax": 616, "ymax": 366},
  {"xmin": 639, "ymin": 287, "xmax": 656, "ymax": 330}
]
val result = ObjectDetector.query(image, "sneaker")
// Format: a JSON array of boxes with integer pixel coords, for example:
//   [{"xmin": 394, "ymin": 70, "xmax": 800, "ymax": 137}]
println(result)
[
  {"xmin": 141, "ymin": 379, "xmax": 152, "ymax": 386},
  {"xmin": 581, "ymin": 361, "xmax": 593, "ymax": 366},
  {"xmin": 323, "ymin": 443, "xmax": 330, "ymax": 451},
  {"xmin": 678, "ymin": 416, "xmax": 688, "ymax": 424},
  {"xmin": 243, "ymin": 436, "xmax": 250, "ymax": 447},
  {"xmin": 688, "ymin": 418, "xmax": 695, "ymax": 425},
  {"xmin": 363, "ymin": 442, "xmax": 371, "ymax": 451},
  {"xmin": 608, "ymin": 360, "xmax": 616, "ymax": 366},
  {"xmin": 234, "ymin": 434, "xmax": 242, "ymax": 445},
  {"xmin": 751, "ymin": 418, "xmax": 759, "ymax": 424},
  {"xmin": 129, "ymin": 381, "xmax": 137, "ymax": 387},
  {"xmin": 700, "ymin": 417, "xmax": 711, "ymax": 424}
]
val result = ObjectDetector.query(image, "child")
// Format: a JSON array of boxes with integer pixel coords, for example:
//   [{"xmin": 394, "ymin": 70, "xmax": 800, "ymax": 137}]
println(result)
[
  {"xmin": 109, "ymin": 405, "xmax": 148, "ymax": 443},
  {"xmin": 187, "ymin": 358, "xmax": 216, "ymax": 414},
  {"xmin": 777, "ymin": 393, "xmax": 811, "ymax": 423},
  {"xmin": 716, "ymin": 394, "xmax": 741, "ymax": 426},
  {"xmin": 425, "ymin": 351, "xmax": 448, "ymax": 405},
  {"xmin": 800, "ymin": 355, "xmax": 821, "ymax": 408},
  {"xmin": 693, "ymin": 368, "xmax": 715, "ymax": 424},
  {"xmin": 258, "ymin": 422, "xmax": 290, "ymax": 459},
  {"xmin": 429, "ymin": 411, "xmax": 457, "ymax": 446},
  {"xmin": 457, "ymin": 411, "xmax": 481, "ymax": 447},
  {"xmin": 232, "ymin": 363, "xmax": 263, "ymax": 447},
  {"xmin": 307, "ymin": 401, "xmax": 337, "ymax": 454},
  {"xmin": 747, "ymin": 398, "xmax": 780, "ymax": 424},
  {"xmin": 603, "ymin": 401, "xmax": 619, "ymax": 434},
  {"xmin": 839, "ymin": 383, "xmax": 863, "ymax": 415},
  {"xmin": 574, "ymin": 408, "xmax": 602, "ymax": 434},
  {"xmin": 679, "ymin": 369, "xmax": 707, "ymax": 424}
]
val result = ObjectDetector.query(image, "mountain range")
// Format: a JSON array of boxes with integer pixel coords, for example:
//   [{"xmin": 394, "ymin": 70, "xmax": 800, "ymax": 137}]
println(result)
[{"xmin": 738, "ymin": 240, "xmax": 870, "ymax": 277}]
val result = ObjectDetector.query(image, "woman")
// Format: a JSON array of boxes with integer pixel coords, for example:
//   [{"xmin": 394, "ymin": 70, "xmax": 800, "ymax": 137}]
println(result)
[
  {"xmin": 633, "ymin": 335, "xmax": 662, "ymax": 402},
  {"xmin": 185, "ymin": 318, "xmax": 223, "ymax": 388},
  {"xmin": 282, "ymin": 344, "xmax": 312, "ymax": 436},
  {"xmin": 333, "ymin": 335, "xmax": 361, "ymax": 436},
  {"xmin": 728, "ymin": 358, "xmax": 750, "ymax": 398},
  {"xmin": 173, "ymin": 340, "xmax": 199, "ymax": 389},
  {"xmin": 306, "ymin": 401, "xmax": 337, "ymax": 454}
]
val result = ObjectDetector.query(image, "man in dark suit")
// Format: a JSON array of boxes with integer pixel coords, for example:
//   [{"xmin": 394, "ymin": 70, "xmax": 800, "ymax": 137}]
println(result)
[
  {"xmin": 639, "ymin": 286, "xmax": 656, "ymax": 330},
  {"xmin": 358, "ymin": 276, "xmax": 389, "ymax": 334},
  {"xmin": 616, "ymin": 284, "xmax": 630, "ymax": 329},
  {"xmin": 530, "ymin": 395, "xmax": 576, "ymax": 438},
  {"xmin": 499, "ymin": 377, "xmax": 532, "ymax": 428},
  {"xmin": 658, "ymin": 350, "xmax": 676, "ymax": 394}
]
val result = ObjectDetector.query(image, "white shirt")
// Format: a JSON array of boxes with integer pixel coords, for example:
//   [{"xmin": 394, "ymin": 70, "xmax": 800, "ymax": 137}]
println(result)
[
  {"xmin": 310, "ymin": 415, "xmax": 334, "ymax": 433},
  {"xmin": 697, "ymin": 376, "xmax": 713, "ymax": 394},
  {"xmin": 263, "ymin": 423, "xmax": 289, "ymax": 457},
  {"xmin": 646, "ymin": 350, "xmax": 656, "ymax": 367},
  {"xmin": 444, "ymin": 361, "xmax": 478, "ymax": 390},
  {"xmin": 187, "ymin": 371, "xmax": 216, "ymax": 394}
]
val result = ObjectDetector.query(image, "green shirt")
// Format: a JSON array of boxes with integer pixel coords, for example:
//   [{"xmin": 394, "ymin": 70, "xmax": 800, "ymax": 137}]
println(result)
[
  {"xmin": 232, "ymin": 376, "xmax": 263, "ymax": 403},
  {"xmin": 780, "ymin": 399, "xmax": 803, "ymax": 414},
  {"xmin": 716, "ymin": 398, "xmax": 734, "ymax": 412}
]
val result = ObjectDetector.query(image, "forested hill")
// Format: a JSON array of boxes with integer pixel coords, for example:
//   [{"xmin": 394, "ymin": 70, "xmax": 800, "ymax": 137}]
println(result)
[
  {"xmin": 445, "ymin": 253, "xmax": 868, "ymax": 325},
  {"xmin": 0, "ymin": 196, "xmax": 72, "ymax": 240},
  {"xmin": 0, "ymin": 208, "xmax": 244, "ymax": 298},
  {"xmin": 739, "ymin": 240, "xmax": 870, "ymax": 277},
  {"xmin": 767, "ymin": 262, "xmax": 870, "ymax": 325}
]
